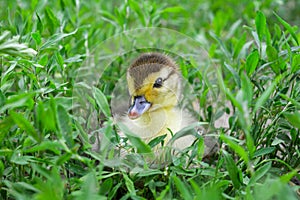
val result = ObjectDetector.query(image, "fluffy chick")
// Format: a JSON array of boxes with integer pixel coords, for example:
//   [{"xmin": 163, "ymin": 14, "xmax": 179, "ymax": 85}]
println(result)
[{"xmin": 121, "ymin": 52, "xmax": 195, "ymax": 152}]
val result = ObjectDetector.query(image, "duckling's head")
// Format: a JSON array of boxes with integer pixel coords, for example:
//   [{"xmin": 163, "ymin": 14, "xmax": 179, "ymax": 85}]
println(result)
[{"xmin": 127, "ymin": 53, "xmax": 181, "ymax": 119}]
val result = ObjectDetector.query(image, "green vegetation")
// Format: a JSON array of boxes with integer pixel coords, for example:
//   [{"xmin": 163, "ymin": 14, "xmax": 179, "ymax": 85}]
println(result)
[{"xmin": 0, "ymin": 0, "xmax": 299, "ymax": 199}]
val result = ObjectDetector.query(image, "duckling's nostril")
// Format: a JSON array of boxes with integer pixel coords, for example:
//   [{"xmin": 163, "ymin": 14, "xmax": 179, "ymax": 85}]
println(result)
[
  {"xmin": 139, "ymin": 101, "xmax": 147, "ymax": 104},
  {"xmin": 128, "ymin": 95, "xmax": 151, "ymax": 119}
]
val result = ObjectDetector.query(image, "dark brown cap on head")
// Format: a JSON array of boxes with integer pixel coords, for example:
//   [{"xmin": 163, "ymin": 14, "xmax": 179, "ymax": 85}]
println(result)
[
  {"xmin": 128, "ymin": 53, "xmax": 178, "ymax": 89},
  {"xmin": 130, "ymin": 52, "xmax": 177, "ymax": 69}
]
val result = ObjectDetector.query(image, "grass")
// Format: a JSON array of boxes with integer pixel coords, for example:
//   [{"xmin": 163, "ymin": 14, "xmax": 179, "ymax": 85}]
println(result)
[{"xmin": 0, "ymin": 0, "xmax": 300, "ymax": 199}]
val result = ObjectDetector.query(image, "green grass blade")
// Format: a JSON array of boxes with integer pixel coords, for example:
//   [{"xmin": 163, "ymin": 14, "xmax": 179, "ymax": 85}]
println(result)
[
  {"xmin": 40, "ymin": 29, "xmax": 77, "ymax": 50},
  {"xmin": 92, "ymin": 87, "xmax": 111, "ymax": 118},
  {"xmin": 224, "ymin": 62, "xmax": 241, "ymax": 87},
  {"xmin": 274, "ymin": 12, "xmax": 299, "ymax": 45},
  {"xmin": 57, "ymin": 105, "xmax": 73, "ymax": 146},
  {"xmin": 223, "ymin": 151, "xmax": 242, "ymax": 189},
  {"xmin": 172, "ymin": 176, "xmax": 193, "ymax": 200},
  {"xmin": 74, "ymin": 172, "xmax": 105, "ymax": 200},
  {"xmin": 245, "ymin": 50, "xmax": 259, "ymax": 76},
  {"xmin": 220, "ymin": 134, "xmax": 249, "ymax": 165},
  {"xmin": 255, "ymin": 11, "xmax": 266, "ymax": 43},
  {"xmin": 248, "ymin": 162, "xmax": 271, "ymax": 185},
  {"xmin": 253, "ymin": 147, "xmax": 275, "ymax": 158},
  {"xmin": 9, "ymin": 110, "xmax": 39, "ymax": 142},
  {"xmin": 123, "ymin": 173, "xmax": 136, "ymax": 196},
  {"xmin": 253, "ymin": 74, "xmax": 283, "ymax": 113},
  {"xmin": 283, "ymin": 111, "xmax": 300, "ymax": 129},
  {"xmin": 0, "ymin": 93, "xmax": 35, "ymax": 113},
  {"xmin": 118, "ymin": 123, "xmax": 153, "ymax": 155}
]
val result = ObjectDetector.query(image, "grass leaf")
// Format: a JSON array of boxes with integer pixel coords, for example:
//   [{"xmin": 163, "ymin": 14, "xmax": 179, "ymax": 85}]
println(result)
[
  {"xmin": 172, "ymin": 176, "xmax": 193, "ymax": 200},
  {"xmin": 128, "ymin": 0, "xmax": 146, "ymax": 26},
  {"xmin": 220, "ymin": 134, "xmax": 249, "ymax": 165},
  {"xmin": 245, "ymin": 50, "xmax": 259, "ymax": 76},
  {"xmin": 224, "ymin": 62, "xmax": 241, "ymax": 87},
  {"xmin": 223, "ymin": 151, "xmax": 242, "ymax": 189},
  {"xmin": 253, "ymin": 147, "xmax": 275, "ymax": 158},
  {"xmin": 74, "ymin": 172, "xmax": 105, "ymax": 200},
  {"xmin": 274, "ymin": 12, "xmax": 299, "ymax": 45},
  {"xmin": 10, "ymin": 110, "xmax": 39, "ymax": 142},
  {"xmin": 160, "ymin": 6, "xmax": 185, "ymax": 14},
  {"xmin": 168, "ymin": 122, "xmax": 207, "ymax": 144},
  {"xmin": 283, "ymin": 111, "xmax": 300, "ymax": 129},
  {"xmin": 0, "ymin": 92, "xmax": 35, "ymax": 113},
  {"xmin": 248, "ymin": 162, "xmax": 271, "ymax": 185},
  {"xmin": 255, "ymin": 11, "xmax": 266, "ymax": 42},
  {"xmin": 123, "ymin": 173, "xmax": 136, "ymax": 195},
  {"xmin": 92, "ymin": 87, "xmax": 111, "ymax": 118},
  {"xmin": 148, "ymin": 134, "xmax": 167, "ymax": 148},
  {"xmin": 241, "ymin": 72, "xmax": 253, "ymax": 105},
  {"xmin": 40, "ymin": 29, "xmax": 77, "ymax": 50},
  {"xmin": 253, "ymin": 74, "xmax": 282, "ymax": 113},
  {"xmin": 99, "ymin": 178, "xmax": 113, "ymax": 195},
  {"xmin": 57, "ymin": 105, "xmax": 73, "ymax": 146},
  {"xmin": 118, "ymin": 123, "xmax": 153, "ymax": 154},
  {"xmin": 291, "ymin": 54, "xmax": 300, "ymax": 73}
]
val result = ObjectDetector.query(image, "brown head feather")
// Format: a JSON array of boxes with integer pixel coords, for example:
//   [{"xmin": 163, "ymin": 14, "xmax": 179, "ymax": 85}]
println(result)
[
  {"xmin": 128, "ymin": 53, "xmax": 178, "ymax": 89},
  {"xmin": 130, "ymin": 53, "xmax": 177, "ymax": 69}
]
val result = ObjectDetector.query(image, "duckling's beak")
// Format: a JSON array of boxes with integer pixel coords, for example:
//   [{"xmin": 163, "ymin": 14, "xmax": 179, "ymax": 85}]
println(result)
[{"xmin": 128, "ymin": 96, "xmax": 151, "ymax": 119}]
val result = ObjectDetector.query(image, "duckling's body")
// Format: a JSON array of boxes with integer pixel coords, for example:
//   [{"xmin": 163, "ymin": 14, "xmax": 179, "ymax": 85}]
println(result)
[
  {"xmin": 122, "ymin": 103, "xmax": 193, "ymax": 145},
  {"xmin": 121, "ymin": 52, "xmax": 195, "ymax": 151}
]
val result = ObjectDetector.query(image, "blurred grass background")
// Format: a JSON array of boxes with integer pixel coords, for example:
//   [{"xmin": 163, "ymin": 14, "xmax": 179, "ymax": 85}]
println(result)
[{"xmin": 0, "ymin": 0, "xmax": 299, "ymax": 199}]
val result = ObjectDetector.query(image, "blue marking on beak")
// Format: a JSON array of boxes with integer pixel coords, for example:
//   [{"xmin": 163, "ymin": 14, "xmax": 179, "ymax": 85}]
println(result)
[{"xmin": 128, "ymin": 96, "xmax": 151, "ymax": 119}]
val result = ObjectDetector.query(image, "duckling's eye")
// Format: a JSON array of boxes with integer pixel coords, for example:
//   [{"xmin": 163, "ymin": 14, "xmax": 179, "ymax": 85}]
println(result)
[{"xmin": 153, "ymin": 77, "xmax": 163, "ymax": 88}]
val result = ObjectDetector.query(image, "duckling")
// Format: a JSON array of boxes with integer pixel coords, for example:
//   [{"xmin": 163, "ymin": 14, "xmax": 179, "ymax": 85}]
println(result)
[{"xmin": 120, "ymin": 52, "xmax": 196, "ymax": 153}]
